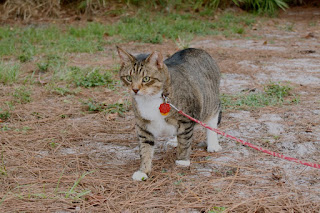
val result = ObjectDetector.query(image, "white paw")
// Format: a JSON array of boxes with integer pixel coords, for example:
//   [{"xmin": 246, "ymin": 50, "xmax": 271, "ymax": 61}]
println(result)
[
  {"xmin": 175, "ymin": 160, "xmax": 190, "ymax": 167},
  {"xmin": 166, "ymin": 137, "xmax": 178, "ymax": 147},
  {"xmin": 132, "ymin": 171, "xmax": 148, "ymax": 181},
  {"xmin": 207, "ymin": 144, "xmax": 222, "ymax": 152}
]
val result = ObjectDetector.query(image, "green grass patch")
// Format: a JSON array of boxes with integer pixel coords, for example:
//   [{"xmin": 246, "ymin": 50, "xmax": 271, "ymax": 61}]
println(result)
[
  {"xmin": 106, "ymin": 11, "xmax": 256, "ymax": 43},
  {"xmin": 0, "ymin": 24, "xmax": 106, "ymax": 57},
  {"xmin": 84, "ymin": 99, "xmax": 130, "ymax": 115},
  {"xmin": 208, "ymin": 206, "xmax": 227, "ymax": 213},
  {"xmin": 12, "ymin": 86, "xmax": 32, "ymax": 104},
  {"xmin": 0, "ymin": 61, "xmax": 20, "ymax": 84},
  {"xmin": 0, "ymin": 109, "xmax": 11, "ymax": 121},
  {"xmin": 68, "ymin": 66, "xmax": 114, "ymax": 88},
  {"xmin": 0, "ymin": 11, "xmax": 256, "ymax": 59},
  {"xmin": 50, "ymin": 86, "xmax": 74, "ymax": 96},
  {"xmin": 63, "ymin": 171, "xmax": 94, "ymax": 199},
  {"xmin": 222, "ymin": 82, "xmax": 299, "ymax": 110}
]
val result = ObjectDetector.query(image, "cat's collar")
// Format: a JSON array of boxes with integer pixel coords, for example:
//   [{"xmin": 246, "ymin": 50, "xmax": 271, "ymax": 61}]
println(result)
[{"xmin": 161, "ymin": 93, "xmax": 170, "ymax": 104}]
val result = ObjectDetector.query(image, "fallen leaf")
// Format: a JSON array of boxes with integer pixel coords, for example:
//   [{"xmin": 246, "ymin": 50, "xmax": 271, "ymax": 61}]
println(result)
[
  {"xmin": 305, "ymin": 128, "xmax": 312, "ymax": 133},
  {"xmin": 106, "ymin": 113, "xmax": 118, "ymax": 121},
  {"xmin": 305, "ymin": 32, "xmax": 315, "ymax": 39},
  {"xmin": 103, "ymin": 32, "xmax": 109, "ymax": 39},
  {"xmin": 299, "ymin": 50, "xmax": 316, "ymax": 54}
]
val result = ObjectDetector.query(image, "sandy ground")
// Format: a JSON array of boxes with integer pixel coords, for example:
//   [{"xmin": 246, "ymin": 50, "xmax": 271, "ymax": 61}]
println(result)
[{"xmin": 0, "ymin": 7, "xmax": 319, "ymax": 212}]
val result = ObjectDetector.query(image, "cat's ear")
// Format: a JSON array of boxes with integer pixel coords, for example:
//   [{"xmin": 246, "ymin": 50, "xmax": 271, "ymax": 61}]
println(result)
[
  {"xmin": 116, "ymin": 46, "xmax": 135, "ymax": 65},
  {"xmin": 145, "ymin": 51, "xmax": 164, "ymax": 70}
]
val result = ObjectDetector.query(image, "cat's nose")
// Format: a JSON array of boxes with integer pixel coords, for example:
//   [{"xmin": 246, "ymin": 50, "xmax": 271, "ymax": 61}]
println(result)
[{"xmin": 132, "ymin": 89, "xmax": 139, "ymax": 94}]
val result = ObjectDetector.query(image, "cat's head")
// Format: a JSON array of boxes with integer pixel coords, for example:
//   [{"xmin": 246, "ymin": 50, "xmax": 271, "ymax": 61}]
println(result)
[{"xmin": 117, "ymin": 46, "xmax": 168, "ymax": 97}]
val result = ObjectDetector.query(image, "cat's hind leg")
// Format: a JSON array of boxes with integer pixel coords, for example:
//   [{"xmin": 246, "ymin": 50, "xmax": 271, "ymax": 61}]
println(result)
[
  {"xmin": 175, "ymin": 121, "xmax": 195, "ymax": 167},
  {"xmin": 206, "ymin": 112, "xmax": 222, "ymax": 152}
]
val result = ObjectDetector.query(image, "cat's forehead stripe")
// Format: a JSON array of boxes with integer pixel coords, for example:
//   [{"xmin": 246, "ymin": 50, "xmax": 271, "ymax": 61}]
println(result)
[{"xmin": 129, "ymin": 62, "xmax": 145, "ymax": 76}]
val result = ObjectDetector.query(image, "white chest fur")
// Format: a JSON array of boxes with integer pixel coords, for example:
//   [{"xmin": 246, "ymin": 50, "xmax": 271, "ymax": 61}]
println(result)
[{"xmin": 134, "ymin": 93, "xmax": 177, "ymax": 138}]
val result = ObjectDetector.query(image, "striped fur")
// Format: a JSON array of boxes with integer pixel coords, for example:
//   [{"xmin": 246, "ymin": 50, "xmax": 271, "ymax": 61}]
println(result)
[{"xmin": 117, "ymin": 47, "xmax": 221, "ymax": 180}]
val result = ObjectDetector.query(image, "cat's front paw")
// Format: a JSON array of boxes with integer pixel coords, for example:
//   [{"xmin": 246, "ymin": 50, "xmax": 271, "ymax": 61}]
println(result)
[
  {"xmin": 207, "ymin": 144, "xmax": 222, "ymax": 152},
  {"xmin": 132, "ymin": 171, "xmax": 148, "ymax": 181},
  {"xmin": 175, "ymin": 160, "xmax": 190, "ymax": 167}
]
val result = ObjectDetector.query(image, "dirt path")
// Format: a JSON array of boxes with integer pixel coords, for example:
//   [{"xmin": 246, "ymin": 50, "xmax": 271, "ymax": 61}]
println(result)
[{"xmin": 0, "ymin": 8, "xmax": 319, "ymax": 212}]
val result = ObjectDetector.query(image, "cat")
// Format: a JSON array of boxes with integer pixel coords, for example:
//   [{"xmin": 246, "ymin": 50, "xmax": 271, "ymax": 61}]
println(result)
[{"xmin": 117, "ymin": 46, "xmax": 222, "ymax": 181}]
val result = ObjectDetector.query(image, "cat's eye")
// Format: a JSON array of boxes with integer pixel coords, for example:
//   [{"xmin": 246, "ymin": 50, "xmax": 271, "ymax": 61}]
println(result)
[
  {"xmin": 125, "ymin": 75, "xmax": 132, "ymax": 82},
  {"xmin": 142, "ymin": 76, "xmax": 150, "ymax": 83}
]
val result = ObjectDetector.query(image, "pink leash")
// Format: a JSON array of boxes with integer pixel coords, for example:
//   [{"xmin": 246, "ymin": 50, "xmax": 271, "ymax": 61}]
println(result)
[{"xmin": 169, "ymin": 103, "xmax": 320, "ymax": 169}]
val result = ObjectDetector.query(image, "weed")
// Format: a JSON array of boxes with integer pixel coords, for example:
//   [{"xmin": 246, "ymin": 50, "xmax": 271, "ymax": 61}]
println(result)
[
  {"xmin": 175, "ymin": 35, "xmax": 193, "ymax": 49},
  {"xmin": 18, "ymin": 54, "xmax": 32, "ymax": 63},
  {"xmin": 104, "ymin": 103, "xmax": 127, "ymax": 115},
  {"xmin": 84, "ymin": 99, "xmax": 129, "ymax": 115},
  {"xmin": 49, "ymin": 141, "xmax": 59, "ymax": 148},
  {"xmin": 31, "ymin": 112, "xmax": 42, "ymax": 119},
  {"xmin": 69, "ymin": 66, "xmax": 114, "ymax": 88},
  {"xmin": 0, "ymin": 109, "xmax": 11, "ymax": 121},
  {"xmin": 52, "ymin": 87, "xmax": 73, "ymax": 96},
  {"xmin": 273, "ymin": 135, "xmax": 281, "ymax": 140},
  {"xmin": 85, "ymin": 99, "xmax": 104, "ymax": 112},
  {"xmin": 22, "ymin": 126, "xmax": 31, "ymax": 133},
  {"xmin": 64, "ymin": 171, "xmax": 94, "ymax": 199},
  {"xmin": 37, "ymin": 61, "xmax": 50, "ymax": 72},
  {"xmin": 126, "ymin": 0, "xmax": 287, "ymax": 15},
  {"xmin": 13, "ymin": 86, "xmax": 32, "ymax": 104},
  {"xmin": 309, "ymin": 21, "xmax": 316, "ymax": 27},
  {"xmin": 106, "ymin": 8, "xmax": 126, "ymax": 16},
  {"xmin": 1, "ymin": 125, "xmax": 11, "ymax": 131},
  {"xmin": 233, "ymin": 26, "xmax": 245, "ymax": 34},
  {"xmin": 264, "ymin": 82, "xmax": 291, "ymax": 102},
  {"xmin": 0, "ymin": 61, "xmax": 20, "ymax": 84},
  {"xmin": 208, "ymin": 206, "xmax": 226, "ymax": 213},
  {"xmin": 0, "ymin": 151, "xmax": 7, "ymax": 176},
  {"xmin": 239, "ymin": 0, "xmax": 288, "ymax": 15},
  {"xmin": 222, "ymin": 82, "xmax": 296, "ymax": 110},
  {"xmin": 285, "ymin": 23, "xmax": 294, "ymax": 31},
  {"xmin": 174, "ymin": 180, "xmax": 182, "ymax": 185}
]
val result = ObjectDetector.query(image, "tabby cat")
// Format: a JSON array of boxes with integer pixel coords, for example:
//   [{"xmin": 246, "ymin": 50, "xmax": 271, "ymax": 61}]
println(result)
[{"xmin": 117, "ymin": 47, "xmax": 222, "ymax": 181}]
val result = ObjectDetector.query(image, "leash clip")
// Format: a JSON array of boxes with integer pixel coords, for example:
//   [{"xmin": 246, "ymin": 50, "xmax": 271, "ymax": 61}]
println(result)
[{"xmin": 162, "ymin": 93, "xmax": 169, "ymax": 104}]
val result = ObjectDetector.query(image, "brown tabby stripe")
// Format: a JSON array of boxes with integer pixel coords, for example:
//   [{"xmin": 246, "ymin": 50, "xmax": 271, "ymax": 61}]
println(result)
[
  {"xmin": 143, "ymin": 140, "xmax": 155, "ymax": 146},
  {"xmin": 138, "ymin": 134, "xmax": 147, "ymax": 139},
  {"xmin": 145, "ymin": 80, "xmax": 155, "ymax": 86},
  {"xmin": 136, "ymin": 124, "xmax": 153, "ymax": 137},
  {"xmin": 183, "ymin": 125, "xmax": 194, "ymax": 135},
  {"xmin": 181, "ymin": 133, "xmax": 193, "ymax": 141}
]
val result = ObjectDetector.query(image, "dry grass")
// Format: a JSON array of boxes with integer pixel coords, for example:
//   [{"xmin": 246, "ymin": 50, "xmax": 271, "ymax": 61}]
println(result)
[
  {"xmin": 0, "ymin": 85, "xmax": 319, "ymax": 212},
  {"xmin": 0, "ymin": 6, "xmax": 319, "ymax": 212},
  {"xmin": 1, "ymin": 0, "xmax": 108, "ymax": 20},
  {"xmin": 3, "ymin": 0, "xmax": 61, "ymax": 20}
]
